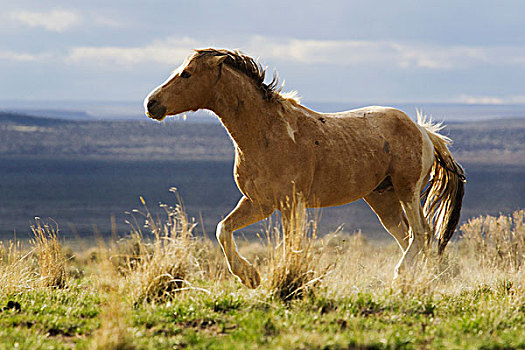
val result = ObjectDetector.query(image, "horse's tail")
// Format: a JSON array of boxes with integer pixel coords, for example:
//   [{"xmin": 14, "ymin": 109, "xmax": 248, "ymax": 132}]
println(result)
[{"xmin": 417, "ymin": 112, "xmax": 466, "ymax": 255}]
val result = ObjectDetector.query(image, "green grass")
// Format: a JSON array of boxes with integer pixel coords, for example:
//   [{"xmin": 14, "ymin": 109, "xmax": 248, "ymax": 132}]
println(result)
[
  {"xmin": 1, "ymin": 209, "xmax": 525, "ymax": 349},
  {"xmin": 0, "ymin": 281, "xmax": 100, "ymax": 349},
  {"xmin": 2, "ymin": 280, "xmax": 525, "ymax": 349}
]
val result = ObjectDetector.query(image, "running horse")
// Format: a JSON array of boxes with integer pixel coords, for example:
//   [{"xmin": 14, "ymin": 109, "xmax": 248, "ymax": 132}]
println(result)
[{"xmin": 144, "ymin": 48, "xmax": 465, "ymax": 288}]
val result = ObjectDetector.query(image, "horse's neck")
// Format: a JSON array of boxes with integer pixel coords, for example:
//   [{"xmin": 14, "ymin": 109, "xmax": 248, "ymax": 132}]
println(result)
[{"xmin": 207, "ymin": 74, "xmax": 283, "ymax": 151}]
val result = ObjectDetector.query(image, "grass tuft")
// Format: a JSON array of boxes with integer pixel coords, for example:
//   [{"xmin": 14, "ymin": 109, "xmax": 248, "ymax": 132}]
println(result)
[
  {"xmin": 461, "ymin": 209, "xmax": 525, "ymax": 270},
  {"xmin": 122, "ymin": 192, "xmax": 200, "ymax": 304},
  {"xmin": 0, "ymin": 240, "xmax": 36, "ymax": 294},
  {"xmin": 31, "ymin": 218, "xmax": 67, "ymax": 288},
  {"xmin": 266, "ymin": 195, "xmax": 332, "ymax": 301}
]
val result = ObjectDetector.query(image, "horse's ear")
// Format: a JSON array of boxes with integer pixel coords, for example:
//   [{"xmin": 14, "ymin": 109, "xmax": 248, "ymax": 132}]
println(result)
[{"xmin": 211, "ymin": 55, "xmax": 227, "ymax": 66}]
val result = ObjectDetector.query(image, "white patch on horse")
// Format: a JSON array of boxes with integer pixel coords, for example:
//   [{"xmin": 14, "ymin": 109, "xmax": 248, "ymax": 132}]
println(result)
[{"xmin": 285, "ymin": 121, "xmax": 296, "ymax": 142}]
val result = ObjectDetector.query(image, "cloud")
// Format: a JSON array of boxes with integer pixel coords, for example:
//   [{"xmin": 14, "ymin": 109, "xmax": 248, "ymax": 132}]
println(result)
[
  {"xmin": 0, "ymin": 50, "xmax": 51, "ymax": 62},
  {"xmin": 247, "ymin": 37, "xmax": 521, "ymax": 70},
  {"xmin": 93, "ymin": 15, "xmax": 124, "ymax": 28},
  {"xmin": 63, "ymin": 35, "xmax": 525, "ymax": 72},
  {"xmin": 10, "ymin": 9, "xmax": 81, "ymax": 32},
  {"xmin": 66, "ymin": 37, "xmax": 202, "ymax": 66},
  {"xmin": 457, "ymin": 95, "xmax": 525, "ymax": 105},
  {"xmin": 247, "ymin": 37, "xmax": 399, "ymax": 65}
]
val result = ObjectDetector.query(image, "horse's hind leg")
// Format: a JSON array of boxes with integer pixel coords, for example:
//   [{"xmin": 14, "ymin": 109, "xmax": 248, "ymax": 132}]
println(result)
[
  {"xmin": 216, "ymin": 196, "xmax": 273, "ymax": 288},
  {"xmin": 391, "ymin": 188, "xmax": 431, "ymax": 283},
  {"xmin": 389, "ymin": 127, "xmax": 435, "ymax": 283},
  {"xmin": 364, "ymin": 190, "xmax": 409, "ymax": 252}
]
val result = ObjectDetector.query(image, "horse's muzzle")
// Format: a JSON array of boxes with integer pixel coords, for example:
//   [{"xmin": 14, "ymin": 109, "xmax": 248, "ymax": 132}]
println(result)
[{"xmin": 146, "ymin": 99, "xmax": 167, "ymax": 120}]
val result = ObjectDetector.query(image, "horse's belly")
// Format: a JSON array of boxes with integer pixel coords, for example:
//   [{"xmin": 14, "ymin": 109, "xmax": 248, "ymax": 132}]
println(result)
[
  {"xmin": 308, "ymin": 181, "xmax": 376, "ymax": 208},
  {"xmin": 307, "ymin": 157, "xmax": 389, "ymax": 207}
]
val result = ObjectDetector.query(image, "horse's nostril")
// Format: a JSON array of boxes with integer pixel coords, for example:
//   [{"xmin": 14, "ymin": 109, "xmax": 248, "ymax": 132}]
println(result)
[
  {"xmin": 147, "ymin": 99, "xmax": 158, "ymax": 111},
  {"xmin": 146, "ymin": 98, "xmax": 167, "ymax": 120}
]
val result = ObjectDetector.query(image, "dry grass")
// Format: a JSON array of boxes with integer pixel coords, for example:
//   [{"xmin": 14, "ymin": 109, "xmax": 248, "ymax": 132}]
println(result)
[
  {"xmin": 31, "ymin": 218, "xmax": 67, "ymax": 288},
  {"xmin": 460, "ymin": 209, "xmax": 525, "ymax": 270},
  {"xmin": 321, "ymin": 231, "xmax": 398, "ymax": 296},
  {"xmin": 193, "ymin": 236, "xmax": 229, "ymax": 282},
  {"xmin": 265, "ymin": 195, "xmax": 333, "ymax": 300},
  {"xmin": 0, "ymin": 240, "xmax": 36, "ymax": 294},
  {"xmin": 4, "ymin": 206, "xmax": 524, "ymax": 303},
  {"xmin": 0, "ymin": 218, "xmax": 67, "ymax": 294},
  {"xmin": 321, "ymin": 209, "xmax": 525, "ymax": 297},
  {"xmin": 90, "ymin": 238, "xmax": 135, "ymax": 350},
  {"xmin": 87, "ymin": 193, "xmax": 207, "ymax": 347},
  {"xmin": 120, "ymin": 193, "xmax": 201, "ymax": 304}
]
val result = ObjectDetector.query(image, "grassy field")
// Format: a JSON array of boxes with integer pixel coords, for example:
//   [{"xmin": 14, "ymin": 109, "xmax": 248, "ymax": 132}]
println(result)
[{"xmin": 1, "ymin": 199, "xmax": 525, "ymax": 349}]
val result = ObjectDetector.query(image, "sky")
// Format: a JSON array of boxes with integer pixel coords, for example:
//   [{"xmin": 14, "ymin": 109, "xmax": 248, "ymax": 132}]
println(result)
[{"xmin": 1, "ymin": 0, "xmax": 525, "ymax": 109}]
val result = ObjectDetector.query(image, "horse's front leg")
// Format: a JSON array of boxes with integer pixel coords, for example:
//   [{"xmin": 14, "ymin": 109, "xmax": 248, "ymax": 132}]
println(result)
[{"xmin": 216, "ymin": 196, "xmax": 273, "ymax": 288}]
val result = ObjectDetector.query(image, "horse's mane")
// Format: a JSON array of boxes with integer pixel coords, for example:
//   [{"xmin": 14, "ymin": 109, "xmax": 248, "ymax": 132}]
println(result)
[{"xmin": 194, "ymin": 48, "xmax": 285, "ymax": 102}]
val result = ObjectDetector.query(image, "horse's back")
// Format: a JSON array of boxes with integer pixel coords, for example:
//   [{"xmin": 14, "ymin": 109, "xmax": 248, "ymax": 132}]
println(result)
[
  {"xmin": 331, "ymin": 106, "xmax": 422, "ymax": 144},
  {"xmin": 331, "ymin": 106, "xmax": 412, "ymax": 124}
]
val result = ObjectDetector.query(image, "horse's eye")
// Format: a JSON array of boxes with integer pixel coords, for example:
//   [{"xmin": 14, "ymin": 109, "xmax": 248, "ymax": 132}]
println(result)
[{"xmin": 180, "ymin": 71, "xmax": 191, "ymax": 79}]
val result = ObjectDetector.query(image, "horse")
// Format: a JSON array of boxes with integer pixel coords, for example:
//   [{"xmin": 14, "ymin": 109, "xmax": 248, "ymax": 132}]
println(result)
[{"xmin": 144, "ymin": 48, "xmax": 465, "ymax": 288}]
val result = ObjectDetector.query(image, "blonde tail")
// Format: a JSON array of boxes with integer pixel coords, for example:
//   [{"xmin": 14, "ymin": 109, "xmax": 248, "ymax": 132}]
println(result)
[{"xmin": 418, "ymin": 112, "xmax": 466, "ymax": 254}]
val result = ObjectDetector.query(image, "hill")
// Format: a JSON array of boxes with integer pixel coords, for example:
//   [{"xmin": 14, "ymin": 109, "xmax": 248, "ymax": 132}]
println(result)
[
  {"xmin": 0, "ymin": 114, "xmax": 231, "ymax": 161},
  {"xmin": 0, "ymin": 111, "xmax": 71, "ymax": 127},
  {"xmin": 445, "ymin": 118, "xmax": 525, "ymax": 165}
]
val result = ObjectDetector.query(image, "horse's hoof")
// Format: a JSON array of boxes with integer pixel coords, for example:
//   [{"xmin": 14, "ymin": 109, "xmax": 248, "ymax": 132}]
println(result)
[
  {"xmin": 392, "ymin": 271, "xmax": 412, "ymax": 293},
  {"xmin": 391, "ymin": 268, "xmax": 405, "ymax": 291},
  {"xmin": 235, "ymin": 263, "xmax": 260, "ymax": 289},
  {"xmin": 391, "ymin": 277, "xmax": 401, "ymax": 290},
  {"xmin": 241, "ymin": 266, "xmax": 261, "ymax": 289}
]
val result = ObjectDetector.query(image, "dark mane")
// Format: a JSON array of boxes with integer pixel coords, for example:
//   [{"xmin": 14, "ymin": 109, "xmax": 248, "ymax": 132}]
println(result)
[{"xmin": 194, "ymin": 48, "xmax": 281, "ymax": 101}]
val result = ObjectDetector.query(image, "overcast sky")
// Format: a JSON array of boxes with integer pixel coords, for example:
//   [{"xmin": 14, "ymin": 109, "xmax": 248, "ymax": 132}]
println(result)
[{"xmin": 1, "ymin": 0, "xmax": 525, "ymax": 106}]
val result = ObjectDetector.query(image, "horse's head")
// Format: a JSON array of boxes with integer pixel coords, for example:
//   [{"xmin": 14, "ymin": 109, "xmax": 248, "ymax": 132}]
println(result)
[{"xmin": 144, "ymin": 50, "xmax": 227, "ymax": 121}]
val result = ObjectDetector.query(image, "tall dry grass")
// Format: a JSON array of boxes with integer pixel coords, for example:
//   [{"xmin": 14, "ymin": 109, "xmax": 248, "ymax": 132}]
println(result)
[
  {"xmin": 321, "ymin": 232, "xmax": 400, "ymax": 297},
  {"xmin": 119, "ymin": 193, "xmax": 201, "ymax": 304},
  {"xmin": 31, "ymin": 218, "xmax": 67, "ymax": 288},
  {"xmin": 460, "ymin": 209, "xmax": 525, "ymax": 270},
  {"xmin": 321, "ymin": 209, "xmax": 525, "ymax": 297},
  {"xmin": 1, "ymin": 218, "xmax": 67, "ymax": 295},
  {"xmin": 265, "ymin": 195, "xmax": 333, "ymax": 300},
  {"xmin": 0, "ymin": 240, "xmax": 36, "ymax": 294}
]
